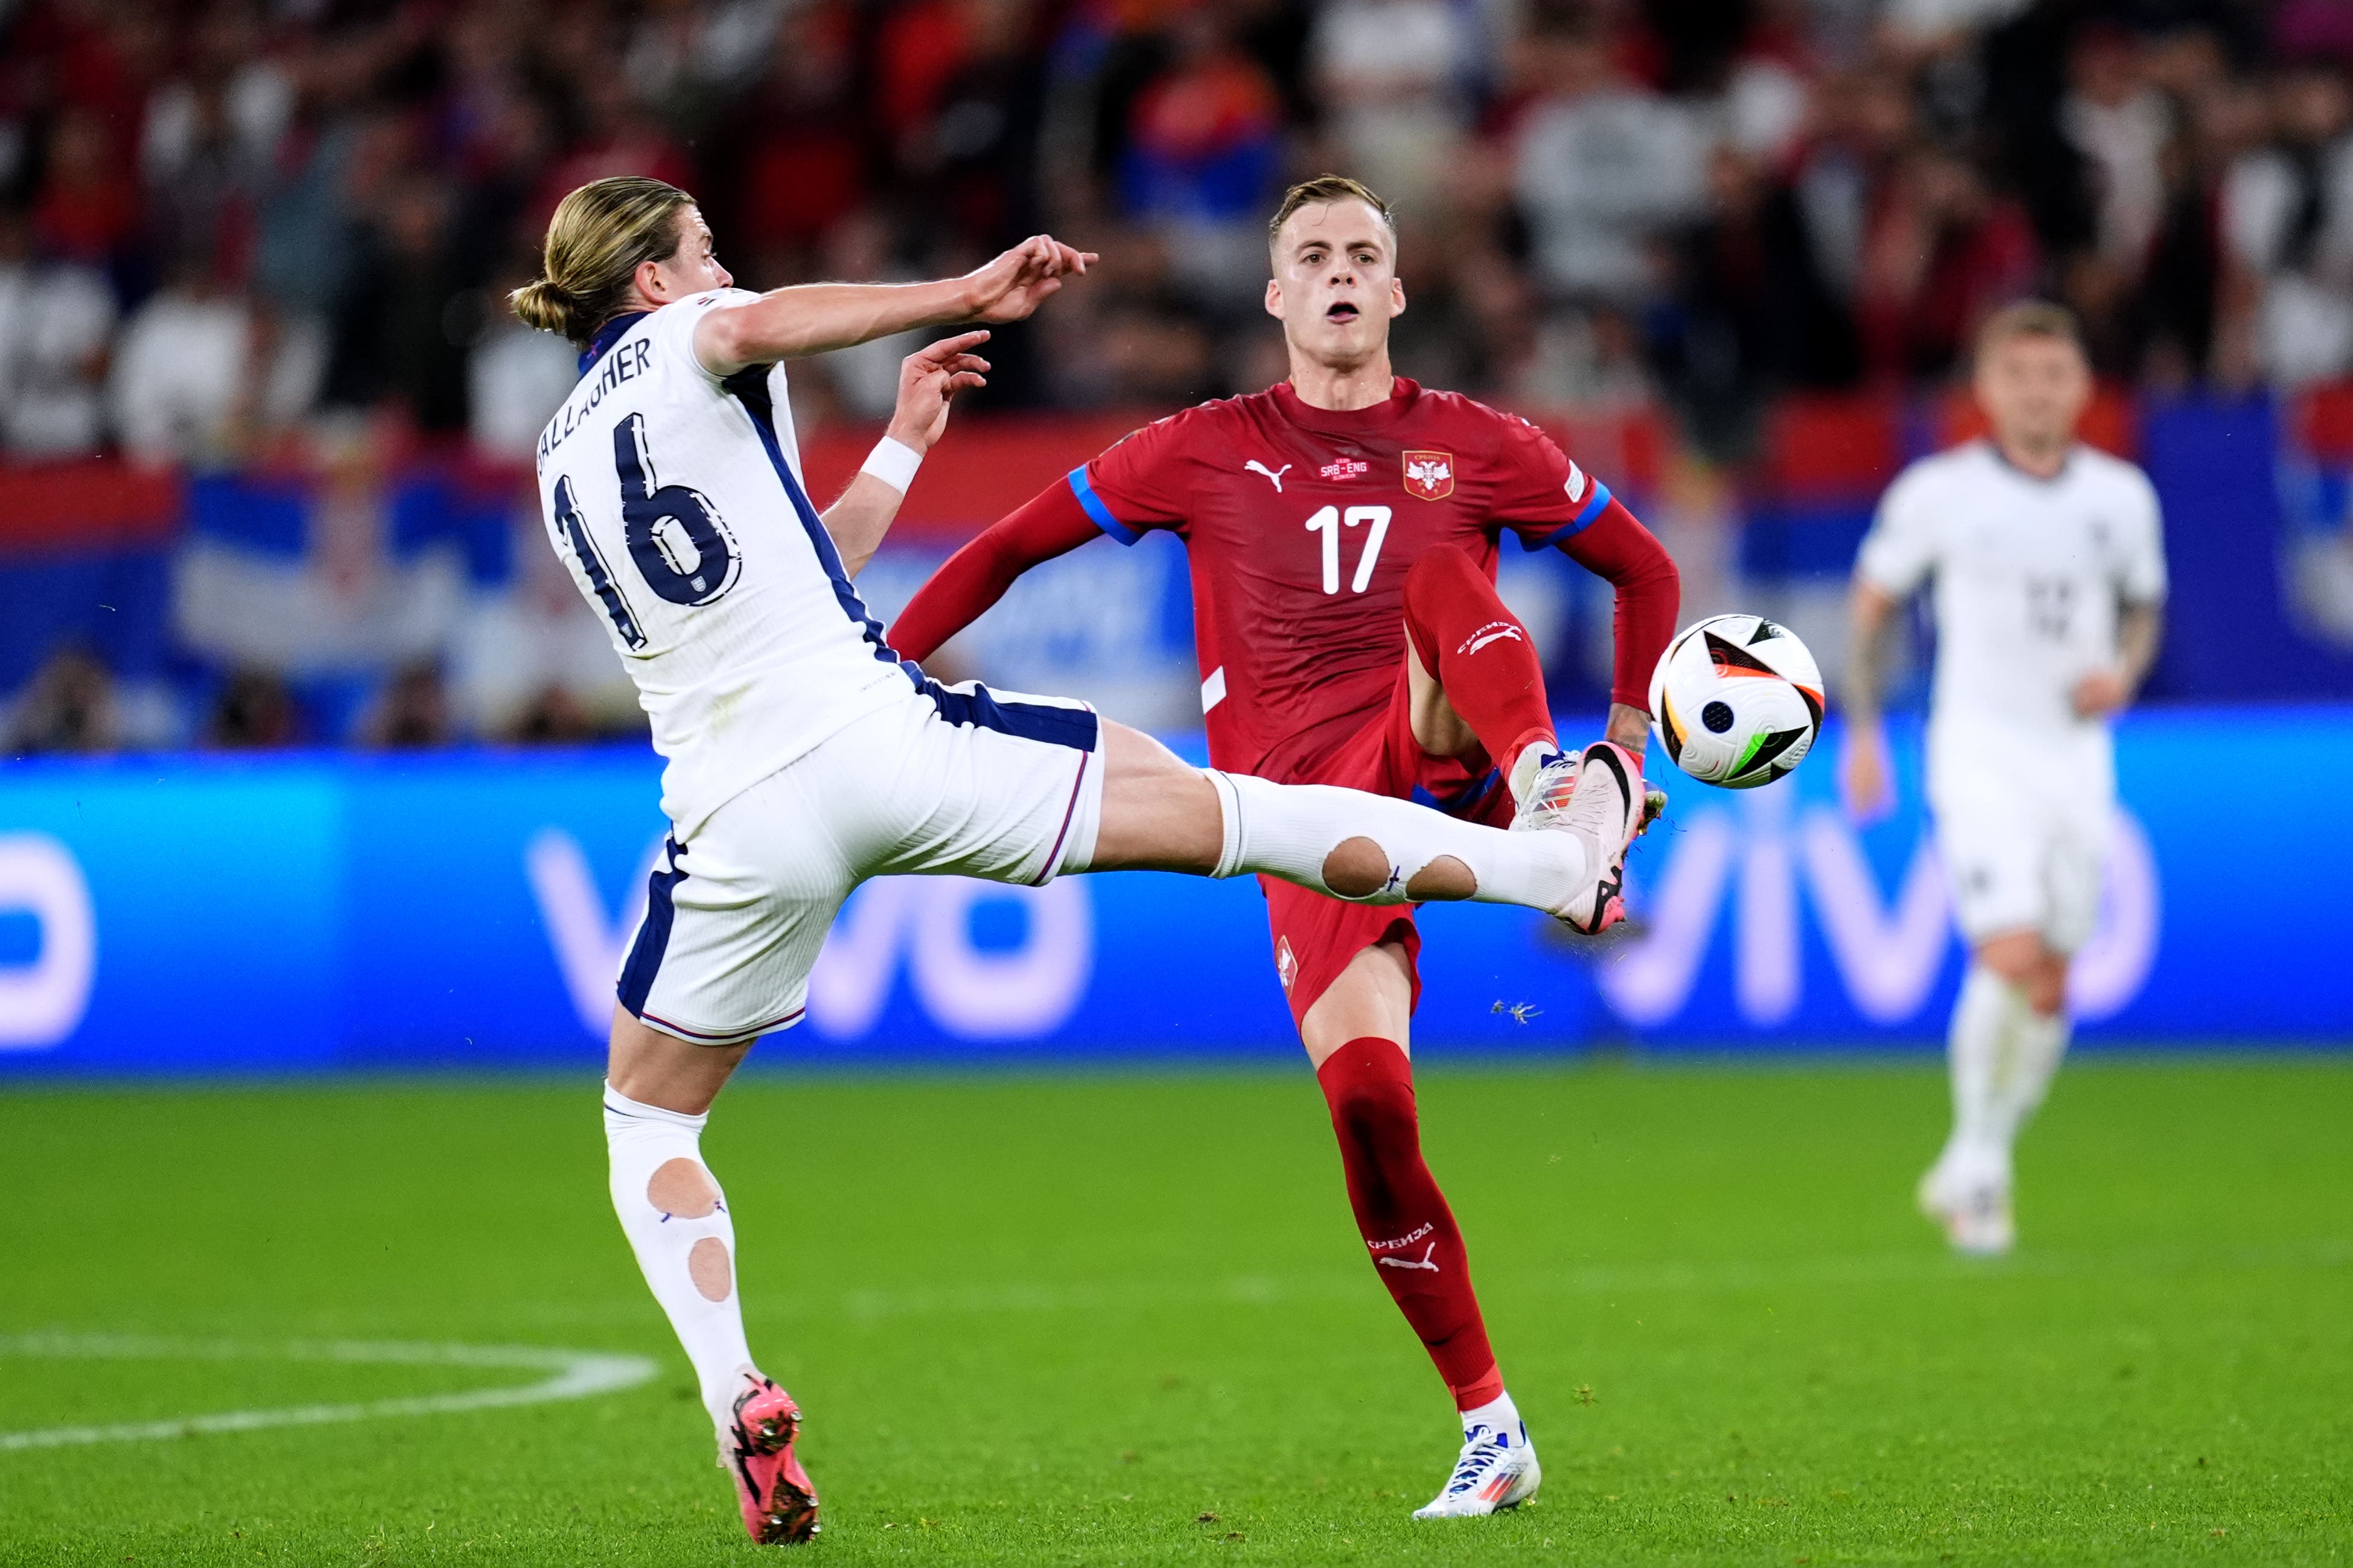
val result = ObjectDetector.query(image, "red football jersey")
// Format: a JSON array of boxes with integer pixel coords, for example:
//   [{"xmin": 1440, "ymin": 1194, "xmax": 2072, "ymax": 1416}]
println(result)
[{"xmin": 1070, "ymin": 378, "xmax": 1617, "ymax": 781}]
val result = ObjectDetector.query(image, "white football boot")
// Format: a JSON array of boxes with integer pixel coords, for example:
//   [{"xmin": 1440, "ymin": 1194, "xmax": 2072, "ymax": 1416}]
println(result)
[
  {"xmin": 1508, "ymin": 745, "xmax": 1579, "ymax": 828},
  {"xmin": 1413, "ymin": 1419, "xmax": 1543, "ymax": 1519},
  {"xmin": 1513, "ymin": 747, "xmax": 1668, "ymax": 838},
  {"xmin": 1522, "ymin": 741, "xmax": 1646, "ymax": 933},
  {"xmin": 1917, "ymin": 1155, "xmax": 2015, "ymax": 1257}
]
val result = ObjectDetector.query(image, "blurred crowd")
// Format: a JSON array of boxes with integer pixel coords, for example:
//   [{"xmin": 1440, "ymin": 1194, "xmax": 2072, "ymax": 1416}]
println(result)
[
  {"xmin": 2, "ymin": 0, "xmax": 2349, "ymax": 466},
  {"xmin": 2, "ymin": 0, "xmax": 2349, "ymax": 755}
]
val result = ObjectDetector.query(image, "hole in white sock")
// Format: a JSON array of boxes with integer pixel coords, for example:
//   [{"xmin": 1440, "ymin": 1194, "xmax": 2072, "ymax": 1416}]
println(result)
[
  {"xmin": 1406, "ymin": 855, "xmax": 1475, "ymax": 901},
  {"xmin": 1323, "ymin": 837, "xmax": 1392, "ymax": 899},
  {"xmin": 648, "ymin": 1158, "xmax": 720, "ymax": 1219},
  {"xmin": 689, "ymin": 1237, "xmax": 732, "ymax": 1302}
]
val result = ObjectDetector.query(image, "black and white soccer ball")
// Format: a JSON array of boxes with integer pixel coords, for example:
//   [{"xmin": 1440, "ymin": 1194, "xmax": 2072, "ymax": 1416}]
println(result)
[{"xmin": 1647, "ymin": 614, "xmax": 1824, "ymax": 790}]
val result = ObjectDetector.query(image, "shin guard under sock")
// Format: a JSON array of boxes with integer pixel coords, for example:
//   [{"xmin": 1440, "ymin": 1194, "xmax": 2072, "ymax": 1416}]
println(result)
[{"xmin": 1316, "ymin": 1037, "xmax": 1503, "ymax": 1409}]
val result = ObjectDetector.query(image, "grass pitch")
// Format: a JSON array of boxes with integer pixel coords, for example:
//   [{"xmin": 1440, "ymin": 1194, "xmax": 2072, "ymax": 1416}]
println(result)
[{"xmin": 2, "ymin": 1057, "xmax": 2348, "ymax": 1567}]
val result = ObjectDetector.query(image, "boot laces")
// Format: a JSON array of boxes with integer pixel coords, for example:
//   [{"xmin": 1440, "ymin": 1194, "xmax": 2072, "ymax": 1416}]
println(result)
[{"xmin": 1442, "ymin": 1424, "xmax": 1514, "ymax": 1497}]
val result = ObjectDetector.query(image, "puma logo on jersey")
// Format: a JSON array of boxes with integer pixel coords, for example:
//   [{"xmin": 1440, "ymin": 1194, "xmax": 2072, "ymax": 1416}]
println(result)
[
  {"xmin": 1377, "ymin": 1243, "xmax": 1441, "ymax": 1272},
  {"xmin": 1246, "ymin": 460, "xmax": 1291, "ymax": 492},
  {"xmin": 1457, "ymin": 621, "xmax": 1524, "ymax": 657}
]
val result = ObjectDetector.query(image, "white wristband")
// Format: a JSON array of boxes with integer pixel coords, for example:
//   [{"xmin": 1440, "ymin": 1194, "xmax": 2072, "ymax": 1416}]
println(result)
[{"xmin": 860, "ymin": 436, "xmax": 923, "ymax": 495}]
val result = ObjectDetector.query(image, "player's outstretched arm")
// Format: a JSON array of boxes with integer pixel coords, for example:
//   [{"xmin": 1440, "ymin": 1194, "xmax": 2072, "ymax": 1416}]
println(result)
[
  {"xmin": 822, "ymin": 333, "xmax": 991, "ymax": 577},
  {"xmin": 694, "ymin": 236, "xmax": 1096, "ymax": 376},
  {"xmin": 888, "ymin": 478, "xmax": 1103, "ymax": 661}
]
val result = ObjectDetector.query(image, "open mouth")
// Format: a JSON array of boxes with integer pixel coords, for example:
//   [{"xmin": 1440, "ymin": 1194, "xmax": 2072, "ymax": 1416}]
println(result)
[{"xmin": 1325, "ymin": 301, "xmax": 1360, "ymax": 324}]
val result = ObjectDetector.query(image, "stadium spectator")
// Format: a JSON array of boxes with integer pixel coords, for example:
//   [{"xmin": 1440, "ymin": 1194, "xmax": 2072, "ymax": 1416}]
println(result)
[
  {"xmin": 323, "ymin": 176, "xmax": 472, "ymax": 433},
  {"xmin": 109, "ymin": 253, "xmax": 259, "ymax": 468},
  {"xmin": 2221, "ymin": 60, "xmax": 2353, "ymax": 387},
  {"xmin": 1855, "ymin": 144, "xmax": 2038, "ymax": 383},
  {"xmin": 505, "ymin": 683, "xmax": 596, "ymax": 745},
  {"xmin": 1511, "ymin": 13, "xmax": 1708, "ymax": 307},
  {"xmin": 2129, "ymin": 54, "xmax": 2256, "ymax": 385},
  {"xmin": 2063, "ymin": 28, "xmax": 2170, "ymax": 282},
  {"xmin": 32, "ymin": 106, "xmax": 138, "ymax": 281},
  {"xmin": 1310, "ymin": 0, "xmax": 1478, "ymax": 218},
  {"xmin": 360, "ymin": 660, "xmax": 453, "ymax": 749},
  {"xmin": 532, "ymin": 60, "xmax": 694, "ymax": 221},
  {"xmin": 702, "ymin": 0, "xmax": 864, "ymax": 288},
  {"xmin": 110, "ymin": 241, "xmax": 317, "ymax": 469},
  {"xmin": 469, "ymin": 260, "xmax": 579, "ymax": 459},
  {"xmin": 6, "ymin": 646, "xmax": 118, "ymax": 756},
  {"xmin": 0, "ymin": 206, "xmax": 114, "ymax": 459},
  {"xmin": 1116, "ymin": 8, "xmax": 1287, "ymax": 303},
  {"xmin": 203, "ymin": 666, "xmax": 302, "ymax": 749}
]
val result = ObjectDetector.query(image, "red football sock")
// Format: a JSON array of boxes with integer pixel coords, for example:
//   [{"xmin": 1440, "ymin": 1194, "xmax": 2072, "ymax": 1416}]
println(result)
[
  {"xmin": 1316, "ymin": 1036, "xmax": 1504, "ymax": 1411},
  {"xmin": 1401, "ymin": 545, "xmax": 1556, "ymax": 772}
]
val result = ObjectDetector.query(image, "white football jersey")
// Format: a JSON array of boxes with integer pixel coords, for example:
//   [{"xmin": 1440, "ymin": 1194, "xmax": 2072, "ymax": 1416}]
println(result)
[
  {"xmin": 535, "ymin": 290, "xmax": 913, "ymax": 836},
  {"xmin": 1858, "ymin": 440, "xmax": 2167, "ymax": 784}
]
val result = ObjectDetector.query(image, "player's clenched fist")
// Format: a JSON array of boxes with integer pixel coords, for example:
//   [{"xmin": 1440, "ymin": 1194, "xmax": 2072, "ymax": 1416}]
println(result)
[
  {"xmin": 887, "ymin": 331, "xmax": 992, "ymax": 452},
  {"xmin": 957, "ymin": 235, "xmax": 1097, "ymax": 323}
]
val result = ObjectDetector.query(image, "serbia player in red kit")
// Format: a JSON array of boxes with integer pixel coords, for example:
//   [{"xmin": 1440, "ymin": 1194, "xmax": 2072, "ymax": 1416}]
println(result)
[{"xmin": 892, "ymin": 177, "xmax": 1680, "ymax": 1517}]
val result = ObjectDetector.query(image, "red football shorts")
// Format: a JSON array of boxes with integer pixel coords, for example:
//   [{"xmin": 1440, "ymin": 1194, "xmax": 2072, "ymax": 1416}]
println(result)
[{"xmin": 1258, "ymin": 662, "xmax": 1515, "ymax": 1029}]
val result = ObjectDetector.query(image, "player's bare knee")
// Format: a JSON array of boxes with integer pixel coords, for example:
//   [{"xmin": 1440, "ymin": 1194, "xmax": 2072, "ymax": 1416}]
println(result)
[
  {"xmin": 1405, "ymin": 855, "xmax": 1475, "ymax": 901},
  {"xmin": 1323, "ymin": 837, "xmax": 1392, "ymax": 898},
  {"xmin": 688, "ymin": 1236, "xmax": 732, "ymax": 1301},
  {"xmin": 648, "ymin": 1157, "xmax": 721, "ymax": 1219},
  {"xmin": 1975, "ymin": 932, "xmax": 2042, "ymax": 986},
  {"xmin": 2027, "ymin": 961, "xmax": 2068, "ymax": 1017}
]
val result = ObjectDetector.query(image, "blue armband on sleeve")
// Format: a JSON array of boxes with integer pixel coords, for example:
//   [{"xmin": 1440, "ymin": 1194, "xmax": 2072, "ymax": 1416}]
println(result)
[{"xmin": 1068, "ymin": 466, "xmax": 1141, "ymax": 545}]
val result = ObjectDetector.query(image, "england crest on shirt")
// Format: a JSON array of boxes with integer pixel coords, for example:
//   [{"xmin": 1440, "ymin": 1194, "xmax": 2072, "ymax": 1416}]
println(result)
[{"xmin": 1403, "ymin": 449, "xmax": 1454, "ymax": 500}]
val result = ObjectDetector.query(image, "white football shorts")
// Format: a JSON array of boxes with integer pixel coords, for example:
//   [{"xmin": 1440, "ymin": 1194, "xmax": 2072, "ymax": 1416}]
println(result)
[
  {"xmin": 617, "ymin": 679, "xmax": 1104, "ymax": 1044},
  {"xmin": 1928, "ymin": 760, "xmax": 2112, "ymax": 954}
]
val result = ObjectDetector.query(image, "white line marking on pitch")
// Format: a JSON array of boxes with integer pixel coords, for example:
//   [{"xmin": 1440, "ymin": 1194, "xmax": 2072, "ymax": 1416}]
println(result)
[{"xmin": 0, "ymin": 1333, "xmax": 657, "ymax": 1452}]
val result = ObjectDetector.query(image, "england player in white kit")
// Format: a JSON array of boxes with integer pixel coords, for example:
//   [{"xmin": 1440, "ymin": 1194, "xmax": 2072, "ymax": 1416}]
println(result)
[
  {"xmin": 511, "ymin": 176, "xmax": 1648, "ymax": 1544},
  {"xmin": 1844, "ymin": 303, "xmax": 2166, "ymax": 1257}
]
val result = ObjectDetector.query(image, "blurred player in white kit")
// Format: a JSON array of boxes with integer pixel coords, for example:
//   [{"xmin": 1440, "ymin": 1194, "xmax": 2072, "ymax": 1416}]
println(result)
[{"xmin": 1842, "ymin": 303, "xmax": 2167, "ymax": 1256}]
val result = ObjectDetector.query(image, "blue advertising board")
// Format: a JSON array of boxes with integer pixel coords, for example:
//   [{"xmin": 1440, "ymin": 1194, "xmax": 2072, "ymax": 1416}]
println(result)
[{"xmin": 0, "ymin": 706, "xmax": 2342, "ymax": 1076}]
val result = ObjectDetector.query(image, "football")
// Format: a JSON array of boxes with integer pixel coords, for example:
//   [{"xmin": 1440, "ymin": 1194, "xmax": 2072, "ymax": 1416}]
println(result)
[{"xmin": 1648, "ymin": 614, "xmax": 1825, "ymax": 789}]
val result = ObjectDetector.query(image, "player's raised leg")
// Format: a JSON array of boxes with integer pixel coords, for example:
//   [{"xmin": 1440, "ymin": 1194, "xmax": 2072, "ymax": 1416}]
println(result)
[
  {"xmin": 1399, "ymin": 545, "xmax": 1663, "ymax": 932},
  {"xmin": 1398, "ymin": 545, "xmax": 1562, "ymax": 795},
  {"xmin": 604, "ymin": 1012, "xmax": 818, "ymax": 1544},
  {"xmin": 1084, "ymin": 722, "xmax": 1640, "ymax": 927}
]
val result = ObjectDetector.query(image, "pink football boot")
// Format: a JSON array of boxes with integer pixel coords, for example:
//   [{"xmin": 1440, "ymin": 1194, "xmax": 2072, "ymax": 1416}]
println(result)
[{"xmin": 725, "ymin": 1373, "xmax": 819, "ymax": 1544}]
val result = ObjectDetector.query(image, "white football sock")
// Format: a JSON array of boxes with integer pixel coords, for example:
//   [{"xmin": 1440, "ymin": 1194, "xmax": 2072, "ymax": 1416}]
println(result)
[
  {"xmin": 603, "ymin": 1083, "xmax": 756, "ymax": 1441},
  {"xmin": 1989, "ymin": 1003, "xmax": 2071, "ymax": 1149},
  {"xmin": 1204, "ymin": 770, "xmax": 1587, "ymax": 913},
  {"xmin": 1460, "ymin": 1389, "xmax": 1523, "ymax": 1439},
  {"xmin": 1943, "ymin": 963, "xmax": 2021, "ymax": 1186}
]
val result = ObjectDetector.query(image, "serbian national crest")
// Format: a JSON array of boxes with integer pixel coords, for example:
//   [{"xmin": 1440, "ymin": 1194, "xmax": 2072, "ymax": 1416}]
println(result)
[{"xmin": 1403, "ymin": 450, "xmax": 1454, "ymax": 501}]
